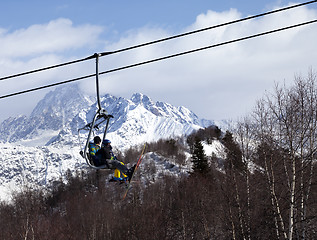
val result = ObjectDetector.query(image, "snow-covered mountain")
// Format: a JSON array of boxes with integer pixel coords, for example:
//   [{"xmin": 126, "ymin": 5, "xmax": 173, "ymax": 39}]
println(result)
[
  {"xmin": 1, "ymin": 84, "xmax": 213, "ymax": 148},
  {"xmin": 0, "ymin": 84, "xmax": 215, "ymax": 202},
  {"xmin": 65, "ymin": 92, "xmax": 214, "ymax": 150}
]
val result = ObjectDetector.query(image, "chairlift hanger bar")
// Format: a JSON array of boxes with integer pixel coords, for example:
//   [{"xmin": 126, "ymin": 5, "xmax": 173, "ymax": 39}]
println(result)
[
  {"xmin": 79, "ymin": 54, "xmax": 114, "ymax": 170},
  {"xmin": 95, "ymin": 54, "xmax": 102, "ymax": 111}
]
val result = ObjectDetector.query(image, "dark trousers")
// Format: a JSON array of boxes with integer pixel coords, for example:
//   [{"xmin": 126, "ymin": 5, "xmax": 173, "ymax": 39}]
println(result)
[{"xmin": 93, "ymin": 156, "xmax": 128, "ymax": 174}]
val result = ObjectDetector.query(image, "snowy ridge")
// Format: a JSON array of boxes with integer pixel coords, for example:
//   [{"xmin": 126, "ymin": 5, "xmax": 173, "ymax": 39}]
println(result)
[{"xmin": 52, "ymin": 91, "xmax": 214, "ymax": 149}]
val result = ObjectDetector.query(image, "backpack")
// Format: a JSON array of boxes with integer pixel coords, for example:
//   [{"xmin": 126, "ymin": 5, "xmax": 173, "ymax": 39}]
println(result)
[{"xmin": 88, "ymin": 142, "xmax": 100, "ymax": 164}]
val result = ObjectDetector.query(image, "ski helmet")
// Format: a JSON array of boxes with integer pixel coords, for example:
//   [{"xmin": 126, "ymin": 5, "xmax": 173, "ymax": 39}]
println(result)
[{"xmin": 103, "ymin": 139, "xmax": 111, "ymax": 145}]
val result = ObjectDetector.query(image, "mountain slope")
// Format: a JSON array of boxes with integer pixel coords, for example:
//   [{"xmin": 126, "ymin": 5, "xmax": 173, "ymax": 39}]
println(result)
[{"xmin": 0, "ymin": 84, "xmax": 216, "ymax": 202}]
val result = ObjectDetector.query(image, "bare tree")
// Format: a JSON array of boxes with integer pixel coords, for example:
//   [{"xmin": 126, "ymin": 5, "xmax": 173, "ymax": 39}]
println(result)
[
  {"xmin": 235, "ymin": 117, "xmax": 255, "ymax": 240},
  {"xmin": 249, "ymin": 70, "xmax": 317, "ymax": 239}
]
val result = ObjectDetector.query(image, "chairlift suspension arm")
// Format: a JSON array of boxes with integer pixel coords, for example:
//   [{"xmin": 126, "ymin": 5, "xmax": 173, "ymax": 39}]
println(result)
[
  {"xmin": 78, "ymin": 52, "xmax": 114, "ymax": 170},
  {"xmin": 95, "ymin": 53, "xmax": 102, "ymax": 112}
]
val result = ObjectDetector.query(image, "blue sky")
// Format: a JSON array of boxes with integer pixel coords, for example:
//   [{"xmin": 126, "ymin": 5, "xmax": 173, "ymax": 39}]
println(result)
[
  {"xmin": 0, "ymin": 0, "xmax": 317, "ymax": 123},
  {"xmin": 1, "ymin": 1, "xmax": 285, "ymax": 31}
]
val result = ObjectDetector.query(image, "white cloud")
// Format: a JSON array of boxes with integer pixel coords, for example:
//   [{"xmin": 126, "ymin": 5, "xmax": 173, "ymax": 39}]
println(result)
[{"xmin": 0, "ymin": 18, "xmax": 103, "ymax": 59}]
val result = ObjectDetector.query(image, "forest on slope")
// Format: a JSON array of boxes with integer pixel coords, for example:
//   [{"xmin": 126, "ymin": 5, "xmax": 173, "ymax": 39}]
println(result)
[{"xmin": 0, "ymin": 71, "xmax": 317, "ymax": 240}]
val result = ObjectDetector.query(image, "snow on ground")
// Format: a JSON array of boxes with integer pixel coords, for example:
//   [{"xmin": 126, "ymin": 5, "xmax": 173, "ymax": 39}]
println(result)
[
  {"xmin": 0, "ymin": 182, "xmax": 18, "ymax": 203},
  {"xmin": 0, "ymin": 142, "xmax": 88, "ymax": 202},
  {"xmin": 140, "ymin": 152, "xmax": 191, "ymax": 184},
  {"xmin": 202, "ymin": 140, "xmax": 226, "ymax": 158},
  {"xmin": 18, "ymin": 130, "xmax": 60, "ymax": 147}
]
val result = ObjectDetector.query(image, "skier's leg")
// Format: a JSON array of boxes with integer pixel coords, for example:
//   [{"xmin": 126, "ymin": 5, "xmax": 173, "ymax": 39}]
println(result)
[
  {"xmin": 107, "ymin": 159, "xmax": 136, "ymax": 181},
  {"xmin": 108, "ymin": 159, "xmax": 129, "ymax": 174}
]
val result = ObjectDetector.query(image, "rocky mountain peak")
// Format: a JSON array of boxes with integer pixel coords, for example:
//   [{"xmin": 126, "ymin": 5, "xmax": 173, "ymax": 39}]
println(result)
[{"xmin": 0, "ymin": 84, "xmax": 214, "ymax": 148}]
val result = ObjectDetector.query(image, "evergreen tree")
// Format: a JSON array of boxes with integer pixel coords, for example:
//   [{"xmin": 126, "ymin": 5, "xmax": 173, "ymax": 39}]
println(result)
[
  {"xmin": 222, "ymin": 131, "xmax": 244, "ymax": 172},
  {"xmin": 191, "ymin": 138, "xmax": 209, "ymax": 174}
]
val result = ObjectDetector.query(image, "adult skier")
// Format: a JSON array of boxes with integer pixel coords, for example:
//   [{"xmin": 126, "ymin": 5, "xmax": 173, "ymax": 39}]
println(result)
[
  {"xmin": 95, "ymin": 139, "xmax": 135, "ymax": 181},
  {"xmin": 89, "ymin": 136, "xmax": 101, "ymax": 158}
]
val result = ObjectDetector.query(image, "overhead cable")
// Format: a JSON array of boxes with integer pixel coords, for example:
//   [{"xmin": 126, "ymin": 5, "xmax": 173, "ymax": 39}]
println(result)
[
  {"xmin": 99, "ymin": 19, "xmax": 317, "ymax": 75},
  {"xmin": 0, "ymin": 0, "xmax": 316, "ymax": 82},
  {"xmin": 1, "ymin": 18, "xmax": 316, "ymax": 100},
  {"xmin": 100, "ymin": 0, "xmax": 317, "ymax": 55}
]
